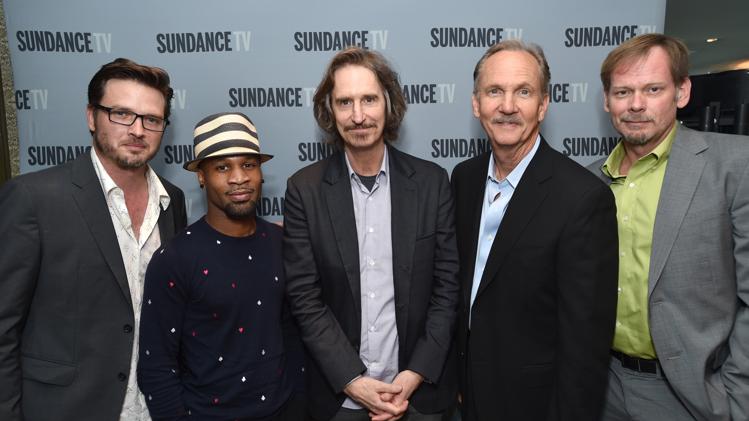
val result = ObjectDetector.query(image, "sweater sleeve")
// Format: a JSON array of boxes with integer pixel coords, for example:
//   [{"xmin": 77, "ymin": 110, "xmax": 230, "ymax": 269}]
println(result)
[{"xmin": 137, "ymin": 244, "xmax": 189, "ymax": 421}]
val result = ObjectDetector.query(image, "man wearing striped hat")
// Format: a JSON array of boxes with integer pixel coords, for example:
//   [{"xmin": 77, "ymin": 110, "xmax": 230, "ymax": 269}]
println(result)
[{"xmin": 137, "ymin": 112, "xmax": 304, "ymax": 420}]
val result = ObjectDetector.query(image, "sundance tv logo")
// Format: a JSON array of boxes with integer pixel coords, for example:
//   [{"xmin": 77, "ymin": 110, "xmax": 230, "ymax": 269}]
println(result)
[
  {"xmin": 16, "ymin": 30, "xmax": 111, "ymax": 53},
  {"xmin": 156, "ymin": 31, "xmax": 252, "ymax": 53},
  {"xmin": 15, "ymin": 89, "xmax": 48, "ymax": 110},
  {"xmin": 429, "ymin": 27, "xmax": 523, "ymax": 47},
  {"xmin": 293, "ymin": 29, "xmax": 389, "ymax": 51}
]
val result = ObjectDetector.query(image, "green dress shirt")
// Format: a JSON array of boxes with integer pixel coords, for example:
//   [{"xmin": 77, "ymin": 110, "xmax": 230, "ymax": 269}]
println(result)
[{"xmin": 601, "ymin": 124, "xmax": 677, "ymax": 359}]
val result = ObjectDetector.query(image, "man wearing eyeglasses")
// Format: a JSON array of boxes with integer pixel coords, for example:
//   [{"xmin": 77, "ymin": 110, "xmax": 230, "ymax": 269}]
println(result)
[{"xmin": 0, "ymin": 58, "xmax": 187, "ymax": 421}]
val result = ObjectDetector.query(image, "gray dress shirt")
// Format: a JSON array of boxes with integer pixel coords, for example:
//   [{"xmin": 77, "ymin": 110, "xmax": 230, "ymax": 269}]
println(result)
[{"xmin": 342, "ymin": 149, "xmax": 399, "ymax": 409}]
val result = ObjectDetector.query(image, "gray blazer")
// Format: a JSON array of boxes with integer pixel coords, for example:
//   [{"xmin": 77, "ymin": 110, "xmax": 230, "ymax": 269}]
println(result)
[
  {"xmin": 590, "ymin": 124, "xmax": 749, "ymax": 421},
  {"xmin": 0, "ymin": 153, "xmax": 187, "ymax": 421}
]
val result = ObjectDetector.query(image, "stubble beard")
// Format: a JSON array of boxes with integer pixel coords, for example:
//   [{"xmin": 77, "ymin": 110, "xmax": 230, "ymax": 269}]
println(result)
[
  {"xmin": 621, "ymin": 133, "xmax": 651, "ymax": 146},
  {"xmin": 223, "ymin": 185, "xmax": 261, "ymax": 220},
  {"xmin": 224, "ymin": 199, "xmax": 259, "ymax": 220},
  {"xmin": 93, "ymin": 132, "xmax": 155, "ymax": 170},
  {"xmin": 617, "ymin": 113, "xmax": 655, "ymax": 147}
]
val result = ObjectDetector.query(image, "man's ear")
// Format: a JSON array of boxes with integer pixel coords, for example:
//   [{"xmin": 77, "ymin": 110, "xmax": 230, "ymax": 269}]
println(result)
[
  {"xmin": 676, "ymin": 77, "xmax": 691, "ymax": 108},
  {"xmin": 197, "ymin": 168, "xmax": 205, "ymax": 188},
  {"xmin": 86, "ymin": 104, "xmax": 97, "ymax": 132}
]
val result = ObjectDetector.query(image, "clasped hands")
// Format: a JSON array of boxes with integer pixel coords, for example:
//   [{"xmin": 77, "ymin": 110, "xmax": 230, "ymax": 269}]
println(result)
[{"xmin": 343, "ymin": 370, "xmax": 423, "ymax": 421}]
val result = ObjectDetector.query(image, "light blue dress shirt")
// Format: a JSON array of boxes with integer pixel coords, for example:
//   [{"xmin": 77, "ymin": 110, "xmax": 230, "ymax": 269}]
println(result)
[{"xmin": 470, "ymin": 136, "xmax": 541, "ymax": 325}]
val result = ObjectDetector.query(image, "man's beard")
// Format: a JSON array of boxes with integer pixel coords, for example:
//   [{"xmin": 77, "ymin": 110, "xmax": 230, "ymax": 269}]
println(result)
[
  {"xmin": 618, "ymin": 114, "xmax": 653, "ymax": 146},
  {"xmin": 94, "ymin": 133, "xmax": 154, "ymax": 169},
  {"xmin": 223, "ymin": 199, "xmax": 259, "ymax": 220},
  {"xmin": 621, "ymin": 133, "xmax": 651, "ymax": 146},
  {"xmin": 223, "ymin": 185, "xmax": 260, "ymax": 220}
]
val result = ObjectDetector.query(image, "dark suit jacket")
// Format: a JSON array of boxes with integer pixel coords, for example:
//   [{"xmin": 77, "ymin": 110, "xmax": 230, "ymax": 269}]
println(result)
[
  {"xmin": 283, "ymin": 145, "xmax": 460, "ymax": 420},
  {"xmin": 0, "ymin": 153, "xmax": 187, "ymax": 421},
  {"xmin": 451, "ymin": 140, "xmax": 618, "ymax": 421}
]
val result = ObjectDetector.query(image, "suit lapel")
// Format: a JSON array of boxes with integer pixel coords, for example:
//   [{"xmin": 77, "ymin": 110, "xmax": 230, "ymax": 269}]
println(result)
[
  {"xmin": 648, "ymin": 126, "xmax": 707, "ymax": 296},
  {"xmin": 388, "ymin": 147, "xmax": 417, "ymax": 340},
  {"xmin": 475, "ymin": 140, "xmax": 553, "ymax": 300},
  {"xmin": 461, "ymin": 153, "xmax": 491, "ymax": 307},
  {"xmin": 157, "ymin": 180, "xmax": 176, "ymax": 240},
  {"xmin": 70, "ymin": 154, "xmax": 132, "ymax": 308},
  {"xmin": 157, "ymin": 206, "xmax": 174, "ymax": 239},
  {"xmin": 323, "ymin": 152, "xmax": 363, "ymax": 316}
]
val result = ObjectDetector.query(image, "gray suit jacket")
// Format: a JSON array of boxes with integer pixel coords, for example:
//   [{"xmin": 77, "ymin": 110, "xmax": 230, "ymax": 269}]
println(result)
[
  {"xmin": 590, "ymin": 124, "xmax": 749, "ymax": 421},
  {"xmin": 0, "ymin": 153, "xmax": 187, "ymax": 421}
]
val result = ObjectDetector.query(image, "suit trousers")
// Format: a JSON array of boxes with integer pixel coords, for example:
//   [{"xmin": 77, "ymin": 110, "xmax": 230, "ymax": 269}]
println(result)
[{"xmin": 601, "ymin": 356, "xmax": 696, "ymax": 421}]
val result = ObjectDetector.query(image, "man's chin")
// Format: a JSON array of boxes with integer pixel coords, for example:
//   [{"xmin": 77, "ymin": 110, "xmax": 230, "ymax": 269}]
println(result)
[
  {"xmin": 113, "ymin": 150, "xmax": 156, "ymax": 170},
  {"xmin": 621, "ymin": 134, "xmax": 651, "ymax": 146},
  {"xmin": 224, "ymin": 203, "xmax": 257, "ymax": 220},
  {"xmin": 115, "ymin": 157, "xmax": 148, "ymax": 170}
]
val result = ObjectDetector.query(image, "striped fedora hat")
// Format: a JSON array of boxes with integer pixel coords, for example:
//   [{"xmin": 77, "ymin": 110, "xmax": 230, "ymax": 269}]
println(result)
[{"xmin": 183, "ymin": 112, "xmax": 273, "ymax": 171}]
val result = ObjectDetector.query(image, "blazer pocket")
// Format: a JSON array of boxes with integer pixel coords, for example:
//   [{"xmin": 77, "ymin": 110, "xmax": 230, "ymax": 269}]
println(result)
[
  {"xmin": 413, "ymin": 232, "xmax": 436, "ymax": 264},
  {"xmin": 520, "ymin": 363, "xmax": 553, "ymax": 388},
  {"xmin": 22, "ymin": 355, "xmax": 77, "ymax": 386}
]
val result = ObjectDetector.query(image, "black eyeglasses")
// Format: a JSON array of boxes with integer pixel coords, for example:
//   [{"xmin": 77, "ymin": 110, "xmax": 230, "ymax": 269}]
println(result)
[{"xmin": 93, "ymin": 104, "xmax": 169, "ymax": 132}]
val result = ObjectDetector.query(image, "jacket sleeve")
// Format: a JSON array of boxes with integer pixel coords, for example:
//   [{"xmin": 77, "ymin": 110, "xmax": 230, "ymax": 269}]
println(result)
[
  {"xmin": 173, "ymin": 188, "xmax": 187, "ymax": 231},
  {"xmin": 404, "ymin": 168, "xmax": 460, "ymax": 383},
  {"xmin": 723, "ymin": 159, "xmax": 749, "ymax": 421},
  {"xmin": 0, "ymin": 180, "xmax": 42, "ymax": 421},
  {"xmin": 552, "ymin": 182, "xmax": 618, "ymax": 421},
  {"xmin": 282, "ymin": 176, "xmax": 366, "ymax": 393}
]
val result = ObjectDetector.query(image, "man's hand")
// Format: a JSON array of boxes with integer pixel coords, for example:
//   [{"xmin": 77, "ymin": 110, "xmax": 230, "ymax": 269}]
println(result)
[
  {"xmin": 370, "ymin": 370, "xmax": 424, "ymax": 421},
  {"xmin": 344, "ymin": 376, "xmax": 406, "ymax": 418}
]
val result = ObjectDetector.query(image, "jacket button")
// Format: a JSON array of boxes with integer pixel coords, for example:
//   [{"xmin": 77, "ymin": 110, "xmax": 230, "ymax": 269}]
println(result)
[
  {"xmin": 118, "ymin": 372, "xmax": 127, "ymax": 381},
  {"xmin": 123, "ymin": 324, "xmax": 133, "ymax": 333}
]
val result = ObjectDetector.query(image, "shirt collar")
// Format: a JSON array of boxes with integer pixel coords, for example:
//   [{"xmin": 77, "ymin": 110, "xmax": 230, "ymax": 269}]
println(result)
[
  {"xmin": 602, "ymin": 122, "xmax": 677, "ymax": 178},
  {"xmin": 486, "ymin": 134, "xmax": 541, "ymax": 189},
  {"xmin": 90, "ymin": 148, "xmax": 171, "ymax": 211},
  {"xmin": 345, "ymin": 146, "xmax": 389, "ymax": 180},
  {"xmin": 651, "ymin": 122, "xmax": 678, "ymax": 161}
]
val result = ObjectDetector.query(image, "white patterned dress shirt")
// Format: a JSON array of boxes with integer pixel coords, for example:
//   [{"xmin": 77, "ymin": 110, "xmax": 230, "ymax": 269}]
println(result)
[{"xmin": 91, "ymin": 149, "xmax": 170, "ymax": 421}]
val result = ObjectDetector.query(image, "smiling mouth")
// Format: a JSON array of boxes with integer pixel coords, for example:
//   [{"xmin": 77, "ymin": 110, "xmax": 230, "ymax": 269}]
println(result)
[
  {"xmin": 494, "ymin": 122, "xmax": 521, "ymax": 130},
  {"xmin": 227, "ymin": 189, "xmax": 254, "ymax": 201},
  {"xmin": 491, "ymin": 116, "xmax": 522, "ymax": 126},
  {"xmin": 623, "ymin": 120, "xmax": 651, "ymax": 126}
]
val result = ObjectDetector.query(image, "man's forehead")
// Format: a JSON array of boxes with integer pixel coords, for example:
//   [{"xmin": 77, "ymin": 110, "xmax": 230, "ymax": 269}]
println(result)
[
  {"xmin": 480, "ymin": 51, "xmax": 540, "ymax": 82},
  {"xmin": 612, "ymin": 48, "xmax": 670, "ymax": 78},
  {"xmin": 100, "ymin": 79, "xmax": 165, "ymax": 110},
  {"xmin": 102, "ymin": 78, "xmax": 155, "ymax": 92},
  {"xmin": 198, "ymin": 154, "xmax": 261, "ymax": 172},
  {"xmin": 612, "ymin": 58, "xmax": 646, "ymax": 78},
  {"xmin": 333, "ymin": 64, "xmax": 375, "ymax": 77},
  {"xmin": 331, "ymin": 65, "xmax": 383, "ymax": 94}
]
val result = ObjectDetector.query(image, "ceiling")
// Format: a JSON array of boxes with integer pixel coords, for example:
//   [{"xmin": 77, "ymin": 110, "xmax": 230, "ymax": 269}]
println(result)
[{"xmin": 665, "ymin": 0, "xmax": 749, "ymax": 75}]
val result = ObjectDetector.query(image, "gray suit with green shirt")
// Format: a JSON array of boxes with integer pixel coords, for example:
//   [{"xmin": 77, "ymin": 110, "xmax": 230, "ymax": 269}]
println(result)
[{"xmin": 590, "ymin": 124, "xmax": 749, "ymax": 421}]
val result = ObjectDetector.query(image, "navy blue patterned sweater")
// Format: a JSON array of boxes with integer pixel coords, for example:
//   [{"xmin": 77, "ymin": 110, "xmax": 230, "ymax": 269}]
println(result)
[{"xmin": 137, "ymin": 217, "xmax": 303, "ymax": 420}]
